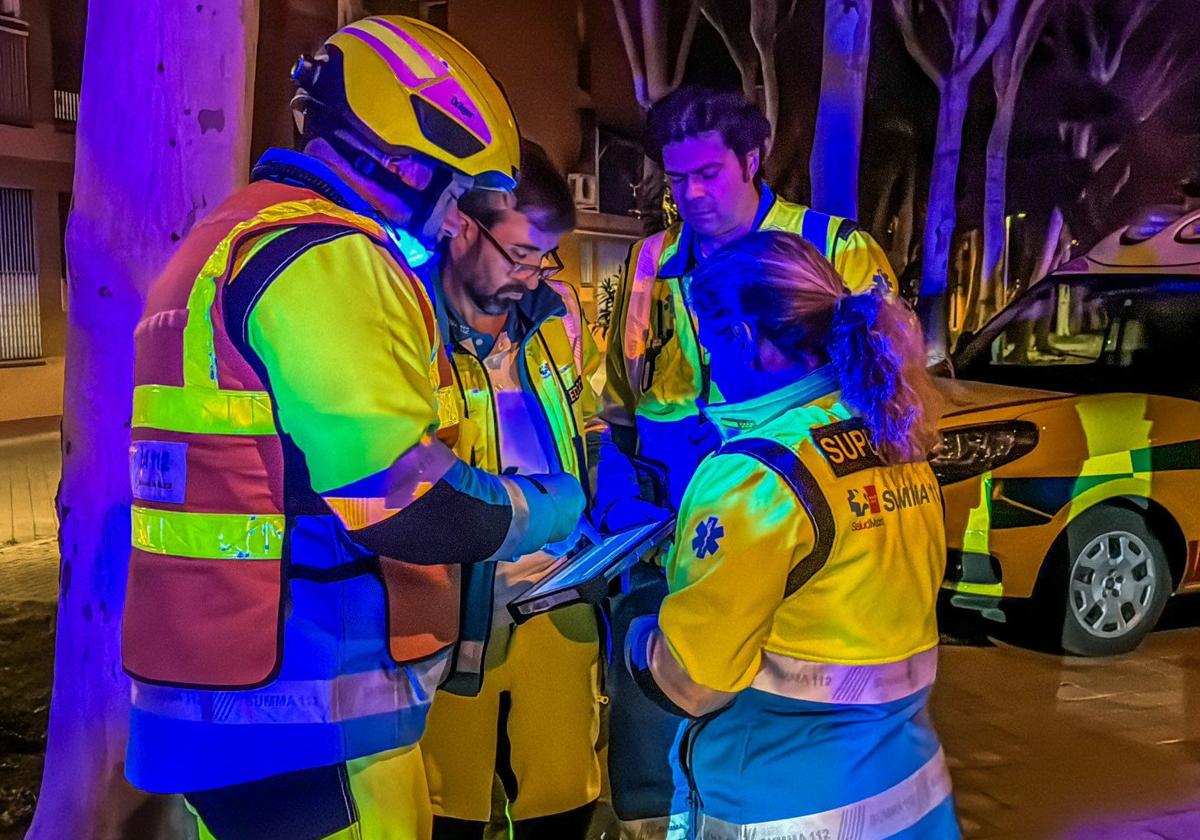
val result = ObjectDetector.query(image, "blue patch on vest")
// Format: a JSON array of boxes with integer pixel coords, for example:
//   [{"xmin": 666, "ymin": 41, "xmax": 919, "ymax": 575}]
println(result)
[{"xmin": 130, "ymin": 441, "xmax": 188, "ymax": 504}]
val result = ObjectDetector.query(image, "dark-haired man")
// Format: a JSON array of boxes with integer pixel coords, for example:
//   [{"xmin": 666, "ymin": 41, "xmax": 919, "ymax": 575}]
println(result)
[
  {"xmin": 596, "ymin": 85, "xmax": 895, "ymax": 826},
  {"xmin": 419, "ymin": 144, "xmax": 602, "ymax": 840},
  {"xmin": 599, "ymin": 85, "xmax": 895, "ymax": 525}
]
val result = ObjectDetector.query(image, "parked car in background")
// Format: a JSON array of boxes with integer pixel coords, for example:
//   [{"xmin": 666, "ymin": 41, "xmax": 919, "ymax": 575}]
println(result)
[{"xmin": 930, "ymin": 206, "xmax": 1200, "ymax": 655}]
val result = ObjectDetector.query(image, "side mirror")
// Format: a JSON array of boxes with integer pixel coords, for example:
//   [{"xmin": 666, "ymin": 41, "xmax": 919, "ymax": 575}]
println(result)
[{"xmin": 955, "ymin": 329, "xmax": 975, "ymax": 350}]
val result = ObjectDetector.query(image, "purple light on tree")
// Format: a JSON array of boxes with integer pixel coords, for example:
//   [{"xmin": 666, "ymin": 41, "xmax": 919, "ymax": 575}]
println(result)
[{"xmin": 28, "ymin": 2, "xmax": 258, "ymax": 836}]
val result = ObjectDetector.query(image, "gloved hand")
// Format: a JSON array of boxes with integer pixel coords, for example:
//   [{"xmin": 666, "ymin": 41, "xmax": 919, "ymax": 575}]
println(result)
[
  {"xmin": 623, "ymin": 614, "xmax": 659, "ymax": 677},
  {"xmin": 507, "ymin": 472, "xmax": 586, "ymax": 556},
  {"xmin": 600, "ymin": 496, "xmax": 672, "ymax": 533}
]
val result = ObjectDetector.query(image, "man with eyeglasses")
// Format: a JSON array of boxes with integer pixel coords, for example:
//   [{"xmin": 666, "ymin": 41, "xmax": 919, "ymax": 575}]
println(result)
[{"xmin": 419, "ymin": 142, "xmax": 603, "ymax": 840}]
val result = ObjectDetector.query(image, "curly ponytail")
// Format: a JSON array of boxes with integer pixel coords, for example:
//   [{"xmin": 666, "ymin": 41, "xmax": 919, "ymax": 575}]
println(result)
[
  {"xmin": 689, "ymin": 230, "xmax": 940, "ymax": 464},
  {"xmin": 830, "ymin": 290, "xmax": 941, "ymax": 464}
]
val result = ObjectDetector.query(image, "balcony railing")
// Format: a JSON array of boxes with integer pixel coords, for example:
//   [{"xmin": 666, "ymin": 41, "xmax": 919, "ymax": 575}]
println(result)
[
  {"xmin": 0, "ymin": 16, "xmax": 31, "ymax": 127},
  {"xmin": 54, "ymin": 88, "xmax": 79, "ymax": 127}
]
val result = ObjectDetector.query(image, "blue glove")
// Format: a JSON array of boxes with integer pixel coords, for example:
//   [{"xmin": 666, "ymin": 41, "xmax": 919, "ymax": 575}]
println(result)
[
  {"xmin": 508, "ymin": 472, "xmax": 585, "ymax": 556},
  {"xmin": 624, "ymin": 614, "xmax": 691, "ymax": 718},
  {"xmin": 624, "ymin": 614, "xmax": 659, "ymax": 676},
  {"xmin": 601, "ymin": 497, "xmax": 672, "ymax": 533}
]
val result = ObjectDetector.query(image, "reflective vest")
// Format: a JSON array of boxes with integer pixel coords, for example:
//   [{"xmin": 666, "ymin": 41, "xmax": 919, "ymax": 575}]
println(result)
[
  {"xmin": 434, "ymin": 277, "xmax": 596, "ymax": 694},
  {"xmin": 124, "ymin": 175, "xmax": 460, "ymax": 792},
  {"xmin": 658, "ymin": 372, "xmax": 954, "ymax": 837},
  {"xmin": 604, "ymin": 192, "xmax": 895, "ymax": 428},
  {"xmin": 437, "ymin": 280, "xmax": 592, "ymax": 481},
  {"xmin": 664, "ymin": 370, "xmax": 945, "ymax": 675}
]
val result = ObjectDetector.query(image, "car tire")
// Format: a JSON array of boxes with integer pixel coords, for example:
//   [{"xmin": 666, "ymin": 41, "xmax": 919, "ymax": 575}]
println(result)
[{"xmin": 1046, "ymin": 505, "xmax": 1173, "ymax": 656}]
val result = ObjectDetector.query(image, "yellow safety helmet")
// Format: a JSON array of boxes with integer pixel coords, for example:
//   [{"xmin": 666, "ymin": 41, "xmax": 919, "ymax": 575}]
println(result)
[{"xmin": 292, "ymin": 15, "xmax": 520, "ymax": 191}]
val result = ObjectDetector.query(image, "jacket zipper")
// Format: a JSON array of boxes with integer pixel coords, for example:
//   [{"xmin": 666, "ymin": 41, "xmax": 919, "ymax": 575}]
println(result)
[{"xmin": 679, "ymin": 713, "xmax": 715, "ymax": 838}]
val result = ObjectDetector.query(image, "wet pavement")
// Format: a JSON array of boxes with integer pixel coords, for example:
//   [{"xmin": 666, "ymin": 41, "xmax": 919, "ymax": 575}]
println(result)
[
  {"xmin": 0, "ymin": 426, "xmax": 58, "ymax": 838},
  {"xmin": 0, "ymin": 540, "xmax": 55, "ymax": 839},
  {"xmin": 934, "ymin": 602, "xmax": 1200, "ymax": 839},
  {"xmin": 2, "ymin": 429, "xmax": 1200, "ymax": 838},
  {"xmin": 0, "ymin": 426, "xmax": 59, "ymax": 547}
]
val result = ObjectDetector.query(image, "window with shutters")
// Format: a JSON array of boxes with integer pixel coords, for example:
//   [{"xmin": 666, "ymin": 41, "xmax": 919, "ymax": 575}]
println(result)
[
  {"xmin": 0, "ymin": 187, "xmax": 42, "ymax": 363},
  {"xmin": 0, "ymin": 14, "xmax": 31, "ymax": 127}
]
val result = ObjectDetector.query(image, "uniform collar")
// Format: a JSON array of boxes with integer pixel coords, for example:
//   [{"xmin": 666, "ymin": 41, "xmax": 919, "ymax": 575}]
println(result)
[
  {"xmin": 702, "ymin": 365, "xmax": 837, "ymax": 441},
  {"xmin": 659, "ymin": 182, "xmax": 778, "ymax": 279},
  {"xmin": 251, "ymin": 148, "xmax": 433, "ymax": 268},
  {"xmin": 430, "ymin": 263, "xmax": 566, "ymax": 359}
]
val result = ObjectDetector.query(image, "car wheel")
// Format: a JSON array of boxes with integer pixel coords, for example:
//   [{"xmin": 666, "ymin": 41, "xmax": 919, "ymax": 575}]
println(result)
[{"xmin": 1051, "ymin": 505, "xmax": 1172, "ymax": 656}]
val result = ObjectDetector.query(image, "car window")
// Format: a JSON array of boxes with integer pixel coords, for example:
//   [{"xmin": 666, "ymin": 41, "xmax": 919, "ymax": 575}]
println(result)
[
  {"xmin": 956, "ymin": 277, "xmax": 1200, "ymax": 399},
  {"xmin": 986, "ymin": 283, "xmax": 1110, "ymax": 366}
]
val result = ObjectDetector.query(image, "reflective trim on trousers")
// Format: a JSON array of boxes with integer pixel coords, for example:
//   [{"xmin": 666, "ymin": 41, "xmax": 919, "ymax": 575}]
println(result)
[
  {"xmin": 751, "ymin": 647, "xmax": 938, "ymax": 705},
  {"xmin": 131, "ymin": 656, "xmax": 448, "ymax": 725},
  {"xmin": 693, "ymin": 748, "xmax": 952, "ymax": 840},
  {"xmin": 131, "ymin": 505, "xmax": 285, "ymax": 560},
  {"xmin": 664, "ymin": 812, "xmax": 690, "ymax": 840}
]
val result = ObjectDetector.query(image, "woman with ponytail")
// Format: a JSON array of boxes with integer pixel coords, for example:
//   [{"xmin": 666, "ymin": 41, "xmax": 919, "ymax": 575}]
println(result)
[{"xmin": 624, "ymin": 231, "xmax": 959, "ymax": 839}]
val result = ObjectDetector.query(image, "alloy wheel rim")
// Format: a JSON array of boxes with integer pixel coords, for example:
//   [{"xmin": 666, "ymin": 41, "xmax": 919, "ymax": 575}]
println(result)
[{"xmin": 1069, "ymin": 530, "xmax": 1157, "ymax": 639}]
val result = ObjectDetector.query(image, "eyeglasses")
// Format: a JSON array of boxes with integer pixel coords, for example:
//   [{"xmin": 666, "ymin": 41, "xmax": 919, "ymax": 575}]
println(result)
[{"xmin": 464, "ymin": 213, "xmax": 564, "ymax": 281}]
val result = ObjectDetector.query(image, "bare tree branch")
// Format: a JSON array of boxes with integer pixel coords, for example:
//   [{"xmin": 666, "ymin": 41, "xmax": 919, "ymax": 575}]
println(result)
[
  {"xmin": 1056, "ymin": 119, "xmax": 1071, "ymax": 145},
  {"xmin": 611, "ymin": 0, "xmax": 652, "ymax": 108},
  {"xmin": 1107, "ymin": 0, "xmax": 1161, "ymax": 76},
  {"xmin": 1082, "ymin": 8, "xmax": 1104, "ymax": 75},
  {"xmin": 994, "ymin": 0, "xmax": 1057, "ymax": 95},
  {"xmin": 1130, "ymin": 47, "xmax": 1188, "ymax": 124},
  {"xmin": 890, "ymin": 0, "xmax": 946, "ymax": 82},
  {"xmin": 931, "ymin": 0, "xmax": 955, "ymax": 32},
  {"xmin": 963, "ymin": 0, "xmax": 1019, "ymax": 78},
  {"xmin": 1012, "ymin": 0, "xmax": 1054, "ymax": 71},
  {"xmin": 1092, "ymin": 0, "xmax": 1161, "ymax": 82},
  {"xmin": 337, "ymin": 0, "xmax": 364, "ymax": 26},
  {"xmin": 671, "ymin": 0, "xmax": 702, "ymax": 91},
  {"xmin": 750, "ymin": 0, "xmax": 782, "ymax": 140},
  {"xmin": 700, "ymin": 0, "xmax": 762, "ymax": 99},
  {"xmin": 1112, "ymin": 162, "xmax": 1133, "ymax": 198},
  {"xmin": 1090, "ymin": 139, "xmax": 1119, "ymax": 173}
]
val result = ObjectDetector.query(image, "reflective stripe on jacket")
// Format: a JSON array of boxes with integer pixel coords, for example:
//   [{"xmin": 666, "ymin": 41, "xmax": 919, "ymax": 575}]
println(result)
[
  {"xmin": 437, "ymin": 280, "xmax": 596, "ymax": 481},
  {"xmin": 597, "ymin": 188, "xmax": 895, "ymax": 513},
  {"xmin": 661, "ymin": 370, "xmax": 944, "ymax": 681},
  {"xmin": 601, "ymin": 189, "xmax": 895, "ymax": 430}
]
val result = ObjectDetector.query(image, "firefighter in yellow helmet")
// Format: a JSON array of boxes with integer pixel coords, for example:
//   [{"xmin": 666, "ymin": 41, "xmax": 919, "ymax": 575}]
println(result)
[{"xmin": 123, "ymin": 17, "xmax": 583, "ymax": 840}]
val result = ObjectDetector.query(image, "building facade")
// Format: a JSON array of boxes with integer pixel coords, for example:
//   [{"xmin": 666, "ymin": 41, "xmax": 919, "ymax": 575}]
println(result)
[
  {"xmin": 0, "ymin": 0, "xmax": 644, "ymax": 425},
  {"xmin": 0, "ymin": 0, "xmax": 81, "ymax": 423}
]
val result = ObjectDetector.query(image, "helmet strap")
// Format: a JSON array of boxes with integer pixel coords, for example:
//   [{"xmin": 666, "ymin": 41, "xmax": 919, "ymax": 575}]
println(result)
[{"xmin": 324, "ymin": 129, "xmax": 456, "ymax": 249}]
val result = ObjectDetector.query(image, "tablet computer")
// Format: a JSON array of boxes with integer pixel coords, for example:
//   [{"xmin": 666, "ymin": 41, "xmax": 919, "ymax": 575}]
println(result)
[{"xmin": 507, "ymin": 517, "xmax": 675, "ymax": 624}]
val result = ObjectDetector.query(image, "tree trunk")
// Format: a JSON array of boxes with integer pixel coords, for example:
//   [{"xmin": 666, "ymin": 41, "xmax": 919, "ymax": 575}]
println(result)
[
  {"xmin": 811, "ymin": 0, "xmax": 873, "ymax": 218},
  {"xmin": 1033, "ymin": 206, "xmax": 1067, "ymax": 285},
  {"xmin": 28, "ymin": 2, "xmax": 258, "ymax": 837},
  {"xmin": 698, "ymin": 0, "xmax": 761, "ymax": 102},
  {"xmin": 897, "ymin": 162, "xmax": 918, "ymax": 272},
  {"xmin": 640, "ymin": 0, "xmax": 670, "ymax": 102},
  {"xmin": 870, "ymin": 163, "xmax": 898, "ymax": 240},
  {"xmin": 338, "ymin": 0, "xmax": 365, "ymax": 26},
  {"xmin": 973, "ymin": 95, "xmax": 1016, "ymax": 331},
  {"xmin": 748, "ymin": 0, "xmax": 781, "ymax": 147},
  {"xmin": 918, "ymin": 75, "xmax": 969, "ymax": 360}
]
